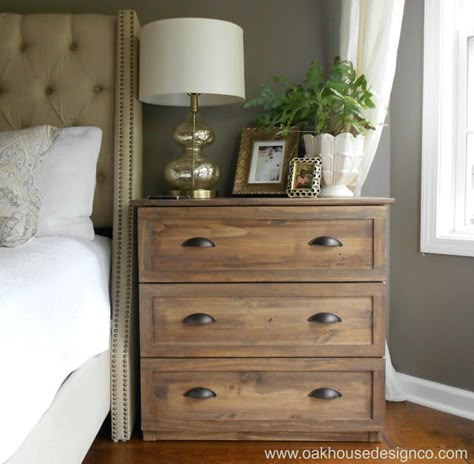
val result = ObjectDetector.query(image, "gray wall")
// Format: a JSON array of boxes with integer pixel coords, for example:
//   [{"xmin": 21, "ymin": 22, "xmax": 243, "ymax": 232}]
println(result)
[{"xmin": 390, "ymin": 0, "xmax": 474, "ymax": 391}]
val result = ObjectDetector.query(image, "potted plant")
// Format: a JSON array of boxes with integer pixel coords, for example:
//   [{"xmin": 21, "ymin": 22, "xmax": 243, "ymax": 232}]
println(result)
[{"xmin": 245, "ymin": 58, "xmax": 375, "ymax": 197}]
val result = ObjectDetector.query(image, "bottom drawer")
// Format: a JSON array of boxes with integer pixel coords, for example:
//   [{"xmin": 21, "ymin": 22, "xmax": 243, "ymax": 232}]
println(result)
[{"xmin": 141, "ymin": 358, "xmax": 385, "ymax": 441}]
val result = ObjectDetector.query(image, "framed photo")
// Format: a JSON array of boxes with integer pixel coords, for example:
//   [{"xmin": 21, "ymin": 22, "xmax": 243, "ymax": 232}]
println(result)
[
  {"xmin": 287, "ymin": 157, "xmax": 322, "ymax": 197},
  {"xmin": 232, "ymin": 128, "xmax": 299, "ymax": 195}
]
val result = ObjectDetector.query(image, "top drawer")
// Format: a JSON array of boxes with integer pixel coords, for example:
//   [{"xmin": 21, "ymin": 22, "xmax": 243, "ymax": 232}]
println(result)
[{"xmin": 137, "ymin": 205, "xmax": 388, "ymax": 283}]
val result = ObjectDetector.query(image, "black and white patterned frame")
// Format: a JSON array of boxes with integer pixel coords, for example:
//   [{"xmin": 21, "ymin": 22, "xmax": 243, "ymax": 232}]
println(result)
[{"xmin": 286, "ymin": 157, "xmax": 322, "ymax": 197}]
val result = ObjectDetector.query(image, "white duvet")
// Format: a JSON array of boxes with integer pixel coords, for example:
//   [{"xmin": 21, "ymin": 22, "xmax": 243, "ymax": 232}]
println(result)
[{"xmin": 0, "ymin": 236, "xmax": 111, "ymax": 464}]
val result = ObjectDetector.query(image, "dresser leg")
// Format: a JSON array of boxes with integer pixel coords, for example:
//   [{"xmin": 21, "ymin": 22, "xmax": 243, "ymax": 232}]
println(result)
[
  {"xmin": 143, "ymin": 431, "xmax": 157, "ymax": 441},
  {"xmin": 369, "ymin": 431, "xmax": 382, "ymax": 442}
]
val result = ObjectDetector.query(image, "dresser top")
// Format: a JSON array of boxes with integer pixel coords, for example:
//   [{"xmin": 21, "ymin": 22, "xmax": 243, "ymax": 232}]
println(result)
[{"xmin": 134, "ymin": 197, "xmax": 394, "ymax": 207}]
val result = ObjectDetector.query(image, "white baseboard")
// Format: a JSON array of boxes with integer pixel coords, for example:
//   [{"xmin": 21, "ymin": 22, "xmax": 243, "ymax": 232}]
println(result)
[{"xmin": 397, "ymin": 372, "xmax": 474, "ymax": 421}]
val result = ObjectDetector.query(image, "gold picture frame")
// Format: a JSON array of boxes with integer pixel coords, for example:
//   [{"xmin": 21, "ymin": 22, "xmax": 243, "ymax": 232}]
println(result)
[
  {"xmin": 287, "ymin": 157, "xmax": 322, "ymax": 197},
  {"xmin": 232, "ymin": 128, "xmax": 299, "ymax": 195}
]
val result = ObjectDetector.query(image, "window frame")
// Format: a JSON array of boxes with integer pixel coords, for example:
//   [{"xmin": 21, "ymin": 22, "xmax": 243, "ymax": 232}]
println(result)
[{"xmin": 421, "ymin": 0, "xmax": 474, "ymax": 257}]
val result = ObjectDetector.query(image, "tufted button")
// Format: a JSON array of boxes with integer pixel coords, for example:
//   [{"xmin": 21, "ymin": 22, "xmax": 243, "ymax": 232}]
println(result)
[
  {"xmin": 45, "ymin": 87, "xmax": 54, "ymax": 95},
  {"xmin": 70, "ymin": 41, "xmax": 78, "ymax": 51},
  {"xmin": 20, "ymin": 43, "xmax": 28, "ymax": 52},
  {"xmin": 0, "ymin": 88, "xmax": 3, "ymax": 95},
  {"xmin": 97, "ymin": 172, "xmax": 106, "ymax": 183},
  {"xmin": 94, "ymin": 85, "xmax": 103, "ymax": 93}
]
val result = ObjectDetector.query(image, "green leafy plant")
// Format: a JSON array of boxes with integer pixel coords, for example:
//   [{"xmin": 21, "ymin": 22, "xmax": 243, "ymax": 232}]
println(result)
[{"xmin": 244, "ymin": 58, "xmax": 375, "ymax": 137}]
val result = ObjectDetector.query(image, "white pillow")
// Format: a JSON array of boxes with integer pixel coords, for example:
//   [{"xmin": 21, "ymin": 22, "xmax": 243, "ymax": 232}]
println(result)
[{"xmin": 37, "ymin": 127, "xmax": 102, "ymax": 240}]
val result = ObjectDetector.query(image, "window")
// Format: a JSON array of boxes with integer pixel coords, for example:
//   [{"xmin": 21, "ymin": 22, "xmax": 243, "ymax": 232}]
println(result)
[{"xmin": 421, "ymin": 0, "xmax": 474, "ymax": 257}]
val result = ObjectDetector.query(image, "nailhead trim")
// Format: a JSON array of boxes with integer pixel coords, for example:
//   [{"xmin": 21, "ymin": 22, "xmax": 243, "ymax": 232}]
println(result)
[{"xmin": 111, "ymin": 9, "xmax": 140, "ymax": 442}]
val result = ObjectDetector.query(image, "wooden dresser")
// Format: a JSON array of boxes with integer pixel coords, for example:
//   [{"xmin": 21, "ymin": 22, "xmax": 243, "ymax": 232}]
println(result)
[{"xmin": 136, "ymin": 197, "xmax": 392, "ymax": 442}]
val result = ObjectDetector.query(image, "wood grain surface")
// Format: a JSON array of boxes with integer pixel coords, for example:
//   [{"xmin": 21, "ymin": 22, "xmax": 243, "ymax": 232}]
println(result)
[
  {"xmin": 139, "ymin": 283, "xmax": 385, "ymax": 357},
  {"xmin": 136, "ymin": 199, "xmax": 390, "ymax": 442},
  {"xmin": 134, "ymin": 197, "xmax": 394, "ymax": 207},
  {"xmin": 140, "ymin": 358, "xmax": 384, "ymax": 440},
  {"xmin": 138, "ymin": 206, "xmax": 388, "ymax": 283},
  {"xmin": 84, "ymin": 402, "xmax": 474, "ymax": 464}
]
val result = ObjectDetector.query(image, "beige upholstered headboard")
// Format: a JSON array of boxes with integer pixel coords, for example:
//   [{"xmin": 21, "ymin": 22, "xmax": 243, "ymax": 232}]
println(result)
[{"xmin": 0, "ymin": 11, "xmax": 142, "ymax": 441}]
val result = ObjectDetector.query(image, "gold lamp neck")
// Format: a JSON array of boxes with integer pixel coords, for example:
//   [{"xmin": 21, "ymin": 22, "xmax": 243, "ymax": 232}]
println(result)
[{"xmin": 189, "ymin": 93, "xmax": 200, "ymax": 113}]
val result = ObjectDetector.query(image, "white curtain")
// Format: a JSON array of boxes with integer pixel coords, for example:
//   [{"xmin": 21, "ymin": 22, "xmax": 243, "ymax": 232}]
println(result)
[
  {"xmin": 340, "ymin": 0, "xmax": 407, "ymax": 402},
  {"xmin": 341, "ymin": 0, "xmax": 405, "ymax": 196}
]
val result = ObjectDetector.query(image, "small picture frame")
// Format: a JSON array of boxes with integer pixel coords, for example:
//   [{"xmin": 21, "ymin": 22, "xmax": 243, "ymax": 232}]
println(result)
[
  {"xmin": 287, "ymin": 157, "xmax": 322, "ymax": 197},
  {"xmin": 232, "ymin": 128, "xmax": 299, "ymax": 196}
]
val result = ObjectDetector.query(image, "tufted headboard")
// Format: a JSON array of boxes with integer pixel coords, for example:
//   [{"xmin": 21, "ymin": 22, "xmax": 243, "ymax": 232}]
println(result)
[{"xmin": 0, "ymin": 11, "xmax": 142, "ymax": 441}]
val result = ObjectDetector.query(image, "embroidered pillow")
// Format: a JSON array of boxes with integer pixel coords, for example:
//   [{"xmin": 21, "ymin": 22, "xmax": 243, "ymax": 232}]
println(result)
[{"xmin": 0, "ymin": 126, "xmax": 58, "ymax": 247}]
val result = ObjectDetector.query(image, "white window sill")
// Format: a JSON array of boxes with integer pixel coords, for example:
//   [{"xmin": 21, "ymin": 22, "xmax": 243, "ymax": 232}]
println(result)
[{"xmin": 421, "ymin": 233, "xmax": 474, "ymax": 257}]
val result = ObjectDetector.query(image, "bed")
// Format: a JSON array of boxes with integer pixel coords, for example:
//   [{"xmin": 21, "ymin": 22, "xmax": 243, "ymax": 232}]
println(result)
[{"xmin": 0, "ymin": 10, "xmax": 142, "ymax": 463}]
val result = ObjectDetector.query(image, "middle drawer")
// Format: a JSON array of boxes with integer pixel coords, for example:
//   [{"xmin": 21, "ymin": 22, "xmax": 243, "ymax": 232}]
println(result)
[{"xmin": 140, "ymin": 283, "xmax": 385, "ymax": 358}]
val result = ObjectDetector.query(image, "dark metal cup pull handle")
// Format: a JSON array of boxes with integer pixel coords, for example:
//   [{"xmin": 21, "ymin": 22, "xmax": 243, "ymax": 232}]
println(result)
[
  {"xmin": 182, "ymin": 237, "xmax": 216, "ymax": 248},
  {"xmin": 184, "ymin": 387, "xmax": 217, "ymax": 399},
  {"xmin": 308, "ymin": 387, "xmax": 342, "ymax": 400},
  {"xmin": 308, "ymin": 236, "xmax": 343, "ymax": 247},
  {"xmin": 307, "ymin": 312, "xmax": 342, "ymax": 324},
  {"xmin": 182, "ymin": 313, "xmax": 216, "ymax": 325}
]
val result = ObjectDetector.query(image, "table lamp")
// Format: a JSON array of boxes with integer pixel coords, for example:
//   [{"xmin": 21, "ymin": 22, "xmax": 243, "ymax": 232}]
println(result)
[{"xmin": 139, "ymin": 17, "xmax": 245, "ymax": 198}]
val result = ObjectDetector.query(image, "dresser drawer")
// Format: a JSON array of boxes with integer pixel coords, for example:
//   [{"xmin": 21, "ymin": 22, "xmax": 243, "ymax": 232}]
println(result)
[
  {"xmin": 140, "ymin": 283, "xmax": 385, "ymax": 357},
  {"xmin": 141, "ymin": 358, "xmax": 385, "ymax": 437},
  {"xmin": 137, "ymin": 206, "xmax": 387, "ymax": 283}
]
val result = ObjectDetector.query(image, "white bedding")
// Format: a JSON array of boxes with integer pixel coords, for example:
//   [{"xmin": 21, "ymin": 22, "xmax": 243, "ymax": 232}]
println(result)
[{"xmin": 0, "ymin": 236, "xmax": 111, "ymax": 464}]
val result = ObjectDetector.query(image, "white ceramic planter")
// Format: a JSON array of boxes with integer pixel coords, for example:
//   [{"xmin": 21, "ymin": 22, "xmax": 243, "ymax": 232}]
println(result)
[{"xmin": 303, "ymin": 133, "xmax": 364, "ymax": 197}]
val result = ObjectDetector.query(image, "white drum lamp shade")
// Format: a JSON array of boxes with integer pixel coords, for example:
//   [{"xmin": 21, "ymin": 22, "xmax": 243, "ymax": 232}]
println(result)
[{"xmin": 139, "ymin": 18, "xmax": 245, "ymax": 106}]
